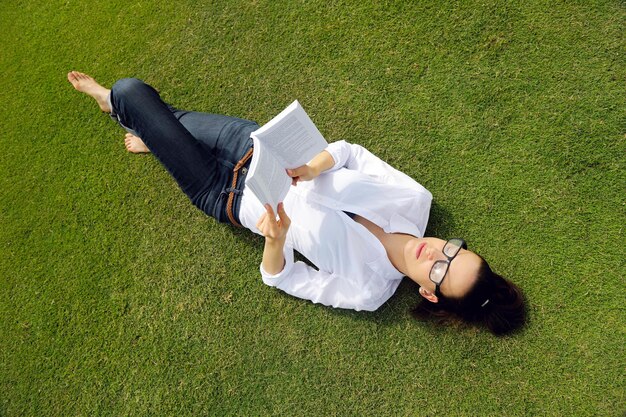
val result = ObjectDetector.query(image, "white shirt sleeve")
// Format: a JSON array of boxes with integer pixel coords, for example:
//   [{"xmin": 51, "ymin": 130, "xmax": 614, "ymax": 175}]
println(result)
[
  {"xmin": 260, "ymin": 245, "xmax": 393, "ymax": 312},
  {"xmin": 325, "ymin": 140, "xmax": 425, "ymax": 191},
  {"xmin": 324, "ymin": 140, "xmax": 352, "ymax": 172}
]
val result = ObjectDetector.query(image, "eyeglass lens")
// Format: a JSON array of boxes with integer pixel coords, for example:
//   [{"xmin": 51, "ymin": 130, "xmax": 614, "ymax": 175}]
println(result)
[
  {"xmin": 443, "ymin": 239, "xmax": 463, "ymax": 257},
  {"xmin": 430, "ymin": 262, "xmax": 448, "ymax": 283},
  {"xmin": 430, "ymin": 239, "xmax": 464, "ymax": 284}
]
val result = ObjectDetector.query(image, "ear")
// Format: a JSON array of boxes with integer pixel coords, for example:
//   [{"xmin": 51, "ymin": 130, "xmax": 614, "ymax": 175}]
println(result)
[{"xmin": 419, "ymin": 287, "xmax": 439, "ymax": 303}]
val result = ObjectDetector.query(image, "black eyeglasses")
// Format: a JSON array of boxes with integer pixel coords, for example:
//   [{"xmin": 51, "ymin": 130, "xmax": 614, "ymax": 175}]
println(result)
[{"xmin": 430, "ymin": 238, "xmax": 467, "ymax": 298}]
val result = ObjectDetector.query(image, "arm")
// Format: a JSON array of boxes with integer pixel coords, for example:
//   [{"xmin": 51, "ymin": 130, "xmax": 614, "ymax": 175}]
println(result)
[
  {"xmin": 287, "ymin": 140, "xmax": 374, "ymax": 183},
  {"xmin": 325, "ymin": 140, "xmax": 430, "ymax": 190},
  {"xmin": 260, "ymin": 255, "xmax": 396, "ymax": 312},
  {"xmin": 256, "ymin": 203, "xmax": 290, "ymax": 275},
  {"xmin": 287, "ymin": 150, "xmax": 335, "ymax": 185}
]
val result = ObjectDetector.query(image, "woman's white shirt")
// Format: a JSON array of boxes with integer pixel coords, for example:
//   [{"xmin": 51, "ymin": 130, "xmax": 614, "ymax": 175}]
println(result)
[{"xmin": 239, "ymin": 140, "xmax": 433, "ymax": 311}]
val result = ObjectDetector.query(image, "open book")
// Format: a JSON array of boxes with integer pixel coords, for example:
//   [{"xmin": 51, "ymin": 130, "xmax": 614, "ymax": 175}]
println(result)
[{"xmin": 246, "ymin": 100, "xmax": 328, "ymax": 210}]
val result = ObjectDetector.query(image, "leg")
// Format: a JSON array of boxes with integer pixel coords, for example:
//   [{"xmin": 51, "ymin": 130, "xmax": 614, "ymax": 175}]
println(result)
[
  {"xmin": 108, "ymin": 78, "xmax": 237, "ymax": 220},
  {"xmin": 68, "ymin": 73, "xmax": 253, "ymax": 223},
  {"xmin": 67, "ymin": 71, "xmax": 148, "ymax": 154},
  {"xmin": 120, "ymin": 111, "xmax": 260, "ymax": 156},
  {"xmin": 171, "ymin": 109, "xmax": 259, "ymax": 169}
]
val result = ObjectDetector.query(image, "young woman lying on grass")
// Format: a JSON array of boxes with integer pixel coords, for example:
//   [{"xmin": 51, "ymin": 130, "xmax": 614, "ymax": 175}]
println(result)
[{"xmin": 68, "ymin": 71, "xmax": 526, "ymax": 336}]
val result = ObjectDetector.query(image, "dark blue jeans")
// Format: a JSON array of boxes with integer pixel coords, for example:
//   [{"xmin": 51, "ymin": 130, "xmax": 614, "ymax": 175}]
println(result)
[{"xmin": 109, "ymin": 78, "xmax": 258, "ymax": 224}]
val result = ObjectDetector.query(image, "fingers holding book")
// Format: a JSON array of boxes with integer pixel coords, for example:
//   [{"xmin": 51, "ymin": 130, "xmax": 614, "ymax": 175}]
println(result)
[
  {"xmin": 287, "ymin": 164, "xmax": 319, "ymax": 186},
  {"xmin": 256, "ymin": 202, "xmax": 291, "ymax": 243},
  {"xmin": 287, "ymin": 150, "xmax": 334, "ymax": 186}
]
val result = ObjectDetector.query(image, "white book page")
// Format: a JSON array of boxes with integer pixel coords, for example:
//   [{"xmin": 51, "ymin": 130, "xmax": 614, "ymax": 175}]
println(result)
[
  {"xmin": 245, "ymin": 137, "xmax": 292, "ymax": 211},
  {"xmin": 251, "ymin": 100, "xmax": 328, "ymax": 168}
]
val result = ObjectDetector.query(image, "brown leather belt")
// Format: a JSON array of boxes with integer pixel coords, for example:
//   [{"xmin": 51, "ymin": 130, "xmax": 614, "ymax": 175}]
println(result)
[{"xmin": 226, "ymin": 147, "xmax": 254, "ymax": 227}]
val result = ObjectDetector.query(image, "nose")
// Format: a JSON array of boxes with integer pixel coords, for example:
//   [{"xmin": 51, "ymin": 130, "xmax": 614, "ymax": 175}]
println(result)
[{"xmin": 426, "ymin": 246, "xmax": 443, "ymax": 261}]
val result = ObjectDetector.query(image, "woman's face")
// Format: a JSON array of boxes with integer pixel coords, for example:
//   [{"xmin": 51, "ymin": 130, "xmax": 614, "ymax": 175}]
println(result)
[{"xmin": 403, "ymin": 237, "xmax": 482, "ymax": 300}]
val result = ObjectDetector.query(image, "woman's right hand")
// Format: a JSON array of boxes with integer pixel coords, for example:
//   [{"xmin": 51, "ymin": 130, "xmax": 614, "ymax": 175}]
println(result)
[
  {"xmin": 256, "ymin": 202, "xmax": 291, "ymax": 244},
  {"xmin": 256, "ymin": 203, "xmax": 290, "ymax": 275}
]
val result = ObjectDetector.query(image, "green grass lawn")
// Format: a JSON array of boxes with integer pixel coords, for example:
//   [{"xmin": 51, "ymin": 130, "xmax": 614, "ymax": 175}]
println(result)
[{"xmin": 1, "ymin": 0, "xmax": 624, "ymax": 415}]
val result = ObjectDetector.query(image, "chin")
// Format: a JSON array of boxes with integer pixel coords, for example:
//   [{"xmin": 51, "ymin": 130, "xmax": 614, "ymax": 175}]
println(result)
[{"xmin": 403, "ymin": 238, "xmax": 420, "ymax": 263}]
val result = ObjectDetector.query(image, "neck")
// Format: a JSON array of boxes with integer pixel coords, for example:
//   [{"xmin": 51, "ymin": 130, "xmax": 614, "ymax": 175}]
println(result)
[
  {"xmin": 354, "ymin": 215, "xmax": 413, "ymax": 274},
  {"xmin": 379, "ymin": 233, "xmax": 413, "ymax": 274}
]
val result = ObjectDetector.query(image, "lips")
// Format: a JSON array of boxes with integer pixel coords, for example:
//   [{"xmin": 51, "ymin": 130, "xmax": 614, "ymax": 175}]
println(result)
[{"xmin": 416, "ymin": 242, "xmax": 426, "ymax": 260}]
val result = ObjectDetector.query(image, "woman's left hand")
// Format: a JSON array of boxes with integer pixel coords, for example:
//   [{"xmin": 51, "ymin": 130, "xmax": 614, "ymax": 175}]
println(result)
[{"xmin": 287, "ymin": 164, "xmax": 319, "ymax": 186}]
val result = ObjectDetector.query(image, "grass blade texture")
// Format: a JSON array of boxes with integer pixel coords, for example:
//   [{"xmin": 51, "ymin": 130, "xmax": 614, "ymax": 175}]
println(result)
[{"xmin": 1, "ymin": 0, "xmax": 624, "ymax": 416}]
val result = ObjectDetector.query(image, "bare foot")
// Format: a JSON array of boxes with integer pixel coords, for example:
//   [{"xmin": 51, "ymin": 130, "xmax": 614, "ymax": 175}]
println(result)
[
  {"xmin": 67, "ymin": 71, "xmax": 111, "ymax": 112},
  {"xmin": 124, "ymin": 133, "xmax": 150, "ymax": 153}
]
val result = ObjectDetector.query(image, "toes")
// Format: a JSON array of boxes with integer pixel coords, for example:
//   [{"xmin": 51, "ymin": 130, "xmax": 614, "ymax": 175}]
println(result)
[
  {"xmin": 123, "ymin": 134, "xmax": 148, "ymax": 154},
  {"xmin": 67, "ymin": 71, "xmax": 78, "ymax": 84},
  {"xmin": 69, "ymin": 71, "xmax": 90, "ymax": 82}
]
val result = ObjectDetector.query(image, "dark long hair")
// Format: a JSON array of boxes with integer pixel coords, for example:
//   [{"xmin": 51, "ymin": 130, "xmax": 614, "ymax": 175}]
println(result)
[{"xmin": 411, "ymin": 256, "xmax": 526, "ymax": 336}]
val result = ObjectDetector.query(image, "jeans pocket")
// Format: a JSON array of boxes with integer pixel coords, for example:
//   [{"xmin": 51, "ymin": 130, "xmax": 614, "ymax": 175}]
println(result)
[{"xmin": 212, "ymin": 190, "xmax": 230, "ymax": 223}]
